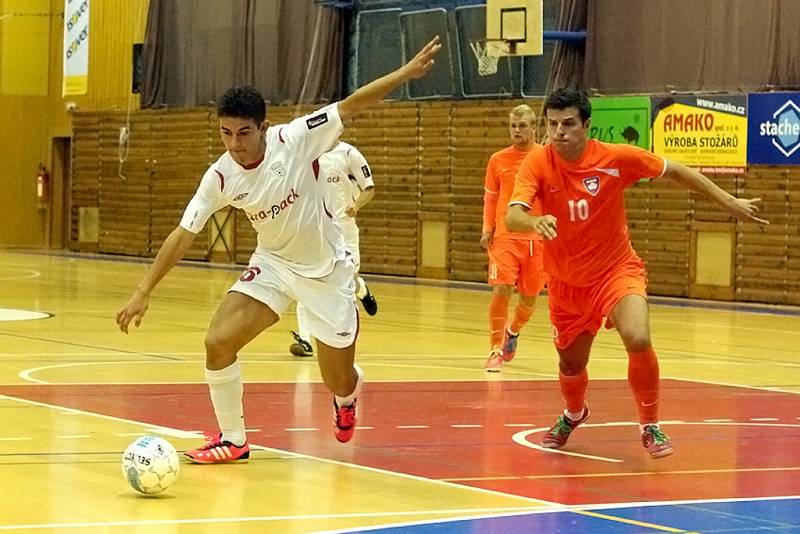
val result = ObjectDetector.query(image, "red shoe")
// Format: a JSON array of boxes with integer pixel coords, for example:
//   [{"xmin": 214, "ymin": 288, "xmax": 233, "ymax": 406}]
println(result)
[
  {"xmin": 184, "ymin": 432, "xmax": 250, "ymax": 464},
  {"xmin": 334, "ymin": 400, "xmax": 357, "ymax": 443},
  {"xmin": 642, "ymin": 425, "xmax": 674, "ymax": 459},
  {"xmin": 541, "ymin": 406, "xmax": 590, "ymax": 449},
  {"xmin": 484, "ymin": 347, "xmax": 503, "ymax": 372},
  {"xmin": 500, "ymin": 328, "xmax": 519, "ymax": 362}
]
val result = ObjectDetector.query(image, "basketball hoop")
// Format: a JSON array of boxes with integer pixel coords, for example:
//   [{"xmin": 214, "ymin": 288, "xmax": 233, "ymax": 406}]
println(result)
[{"xmin": 469, "ymin": 40, "xmax": 498, "ymax": 76}]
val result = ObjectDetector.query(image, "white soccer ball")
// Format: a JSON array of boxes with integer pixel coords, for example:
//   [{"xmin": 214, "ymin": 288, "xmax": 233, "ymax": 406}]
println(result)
[{"xmin": 121, "ymin": 435, "xmax": 180, "ymax": 494}]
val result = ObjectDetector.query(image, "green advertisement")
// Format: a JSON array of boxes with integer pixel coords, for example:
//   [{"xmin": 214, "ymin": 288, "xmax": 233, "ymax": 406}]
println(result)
[{"xmin": 588, "ymin": 96, "xmax": 651, "ymax": 149}]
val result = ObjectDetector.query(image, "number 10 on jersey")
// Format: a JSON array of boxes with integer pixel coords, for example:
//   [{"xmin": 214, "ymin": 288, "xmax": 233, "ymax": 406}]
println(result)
[{"xmin": 568, "ymin": 199, "xmax": 589, "ymax": 221}]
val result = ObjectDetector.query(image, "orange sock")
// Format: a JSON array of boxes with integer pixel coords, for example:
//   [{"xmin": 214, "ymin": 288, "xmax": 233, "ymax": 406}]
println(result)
[
  {"xmin": 627, "ymin": 346, "xmax": 660, "ymax": 424},
  {"xmin": 509, "ymin": 301, "xmax": 535, "ymax": 334},
  {"xmin": 559, "ymin": 369, "xmax": 588, "ymax": 415},
  {"xmin": 489, "ymin": 293, "xmax": 510, "ymax": 346}
]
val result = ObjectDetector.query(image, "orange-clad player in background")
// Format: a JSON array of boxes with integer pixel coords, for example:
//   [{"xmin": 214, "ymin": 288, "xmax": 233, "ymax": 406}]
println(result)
[
  {"xmin": 480, "ymin": 104, "xmax": 548, "ymax": 372},
  {"xmin": 507, "ymin": 89, "xmax": 768, "ymax": 458}
]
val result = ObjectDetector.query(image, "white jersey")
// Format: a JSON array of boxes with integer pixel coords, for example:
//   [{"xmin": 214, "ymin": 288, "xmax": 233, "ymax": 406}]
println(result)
[
  {"xmin": 180, "ymin": 104, "xmax": 346, "ymax": 278},
  {"xmin": 318, "ymin": 142, "xmax": 374, "ymax": 221}
]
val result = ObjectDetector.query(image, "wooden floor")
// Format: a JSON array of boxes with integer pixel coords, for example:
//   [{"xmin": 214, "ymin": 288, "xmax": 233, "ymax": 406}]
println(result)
[{"xmin": 1, "ymin": 249, "xmax": 799, "ymax": 533}]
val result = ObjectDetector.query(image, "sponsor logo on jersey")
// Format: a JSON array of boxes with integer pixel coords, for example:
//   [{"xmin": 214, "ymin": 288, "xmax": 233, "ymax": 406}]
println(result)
[
  {"xmin": 582, "ymin": 176, "xmax": 600, "ymax": 196},
  {"xmin": 247, "ymin": 188, "xmax": 299, "ymax": 221},
  {"xmin": 306, "ymin": 113, "xmax": 329, "ymax": 130},
  {"xmin": 270, "ymin": 162, "xmax": 286, "ymax": 177},
  {"xmin": 361, "ymin": 165, "xmax": 371, "ymax": 178},
  {"xmin": 233, "ymin": 192, "xmax": 249, "ymax": 202}
]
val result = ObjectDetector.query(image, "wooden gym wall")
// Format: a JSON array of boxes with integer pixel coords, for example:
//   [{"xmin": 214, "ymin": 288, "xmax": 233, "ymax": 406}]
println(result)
[{"xmin": 70, "ymin": 101, "xmax": 800, "ymax": 305}]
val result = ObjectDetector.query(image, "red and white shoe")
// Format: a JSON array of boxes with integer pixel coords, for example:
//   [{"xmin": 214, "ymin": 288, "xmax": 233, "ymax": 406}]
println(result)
[
  {"xmin": 334, "ymin": 400, "xmax": 357, "ymax": 443},
  {"xmin": 184, "ymin": 432, "xmax": 250, "ymax": 464},
  {"xmin": 642, "ymin": 425, "xmax": 674, "ymax": 459}
]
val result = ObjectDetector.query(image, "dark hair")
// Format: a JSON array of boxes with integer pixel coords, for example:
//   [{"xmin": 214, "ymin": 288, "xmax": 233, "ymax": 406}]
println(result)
[
  {"xmin": 543, "ymin": 88, "xmax": 592, "ymax": 122},
  {"xmin": 217, "ymin": 85, "xmax": 266, "ymax": 124}
]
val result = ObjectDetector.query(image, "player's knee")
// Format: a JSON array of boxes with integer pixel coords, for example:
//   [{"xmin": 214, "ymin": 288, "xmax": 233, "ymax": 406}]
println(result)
[
  {"xmin": 559, "ymin": 359, "xmax": 587, "ymax": 376},
  {"xmin": 621, "ymin": 331, "xmax": 651, "ymax": 352},
  {"xmin": 204, "ymin": 330, "xmax": 235, "ymax": 364}
]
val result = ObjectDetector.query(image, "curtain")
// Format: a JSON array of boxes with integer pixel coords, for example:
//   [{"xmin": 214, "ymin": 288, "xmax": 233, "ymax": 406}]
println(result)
[
  {"xmin": 583, "ymin": 0, "xmax": 800, "ymax": 94},
  {"xmin": 141, "ymin": 0, "xmax": 344, "ymax": 108},
  {"xmin": 546, "ymin": 0, "xmax": 587, "ymax": 92}
]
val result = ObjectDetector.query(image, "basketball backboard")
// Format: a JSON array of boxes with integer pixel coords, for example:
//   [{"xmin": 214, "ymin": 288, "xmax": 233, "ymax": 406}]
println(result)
[{"xmin": 485, "ymin": 0, "xmax": 543, "ymax": 56}]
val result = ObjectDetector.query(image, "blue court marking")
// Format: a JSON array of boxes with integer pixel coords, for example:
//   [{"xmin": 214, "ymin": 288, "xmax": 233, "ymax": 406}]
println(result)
[
  {"xmin": 10, "ymin": 249, "xmax": 800, "ymax": 318},
  {"xmin": 346, "ymin": 497, "xmax": 800, "ymax": 533}
]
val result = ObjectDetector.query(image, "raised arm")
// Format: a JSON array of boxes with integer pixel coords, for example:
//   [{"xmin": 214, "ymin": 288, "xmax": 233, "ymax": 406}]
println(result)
[
  {"xmin": 337, "ymin": 36, "xmax": 442, "ymax": 122},
  {"xmin": 663, "ymin": 160, "xmax": 768, "ymax": 225},
  {"xmin": 116, "ymin": 226, "xmax": 197, "ymax": 333}
]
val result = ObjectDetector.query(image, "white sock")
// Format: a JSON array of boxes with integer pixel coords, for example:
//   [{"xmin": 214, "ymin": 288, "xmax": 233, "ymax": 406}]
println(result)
[
  {"xmin": 639, "ymin": 423, "xmax": 660, "ymax": 434},
  {"xmin": 335, "ymin": 363, "xmax": 364, "ymax": 407},
  {"xmin": 296, "ymin": 302, "xmax": 312, "ymax": 344},
  {"xmin": 206, "ymin": 360, "xmax": 246, "ymax": 446},
  {"xmin": 355, "ymin": 277, "xmax": 368, "ymax": 299},
  {"xmin": 565, "ymin": 408, "xmax": 584, "ymax": 421}
]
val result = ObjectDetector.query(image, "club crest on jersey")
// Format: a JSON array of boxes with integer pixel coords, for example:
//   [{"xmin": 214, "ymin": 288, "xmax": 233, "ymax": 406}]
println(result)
[
  {"xmin": 270, "ymin": 162, "xmax": 286, "ymax": 177},
  {"xmin": 583, "ymin": 176, "xmax": 600, "ymax": 196},
  {"xmin": 306, "ymin": 113, "xmax": 328, "ymax": 130}
]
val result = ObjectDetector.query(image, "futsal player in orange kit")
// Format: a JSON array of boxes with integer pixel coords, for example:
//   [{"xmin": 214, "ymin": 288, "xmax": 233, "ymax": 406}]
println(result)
[
  {"xmin": 481, "ymin": 104, "xmax": 547, "ymax": 372},
  {"xmin": 507, "ymin": 89, "xmax": 768, "ymax": 458}
]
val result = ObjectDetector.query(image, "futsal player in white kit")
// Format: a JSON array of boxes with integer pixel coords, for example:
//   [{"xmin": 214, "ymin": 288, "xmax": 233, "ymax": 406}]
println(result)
[
  {"xmin": 290, "ymin": 141, "xmax": 377, "ymax": 358},
  {"xmin": 116, "ymin": 37, "xmax": 442, "ymax": 463}
]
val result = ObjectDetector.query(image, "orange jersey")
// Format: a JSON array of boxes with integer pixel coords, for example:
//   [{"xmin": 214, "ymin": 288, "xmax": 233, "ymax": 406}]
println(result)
[
  {"xmin": 510, "ymin": 140, "xmax": 666, "ymax": 286},
  {"xmin": 483, "ymin": 144, "xmax": 542, "ymax": 240}
]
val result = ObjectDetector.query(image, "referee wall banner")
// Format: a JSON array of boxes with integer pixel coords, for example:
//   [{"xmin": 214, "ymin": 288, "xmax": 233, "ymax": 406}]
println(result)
[{"xmin": 63, "ymin": 0, "xmax": 90, "ymax": 96}]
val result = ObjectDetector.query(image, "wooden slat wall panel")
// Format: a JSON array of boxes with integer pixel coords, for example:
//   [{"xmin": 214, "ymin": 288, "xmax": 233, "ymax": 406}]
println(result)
[
  {"xmin": 70, "ymin": 113, "xmax": 102, "ymax": 248},
  {"xmin": 418, "ymin": 102, "xmax": 452, "ymax": 214},
  {"xmin": 98, "ymin": 112, "xmax": 150, "ymax": 256},
  {"xmin": 348, "ymin": 103, "xmax": 420, "ymax": 276},
  {"xmin": 738, "ymin": 166, "xmax": 796, "ymax": 305},
  {"xmin": 69, "ymin": 104, "xmax": 800, "ymax": 305},
  {"xmin": 151, "ymin": 110, "xmax": 212, "ymax": 260},
  {"xmin": 625, "ymin": 179, "xmax": 691, "ymax": 297}
]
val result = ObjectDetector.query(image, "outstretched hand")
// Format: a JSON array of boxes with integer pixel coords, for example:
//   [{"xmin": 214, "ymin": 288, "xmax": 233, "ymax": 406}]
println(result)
[
  {"xmin": 402, "ymin": 36, "xmax": 442, "ymax": 80},
  {"xmin": 116, "ymin": 290, "xmax": 149, "ymax": 334},
  {"xmin": 727, "ymin": 197, "xmax": 769, "ymax": 225}
]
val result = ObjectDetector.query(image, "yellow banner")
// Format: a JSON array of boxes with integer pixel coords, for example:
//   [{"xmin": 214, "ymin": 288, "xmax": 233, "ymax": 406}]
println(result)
[{"xmin": 652, "ymin": 98, "xmax": 747, "ymax": 170}]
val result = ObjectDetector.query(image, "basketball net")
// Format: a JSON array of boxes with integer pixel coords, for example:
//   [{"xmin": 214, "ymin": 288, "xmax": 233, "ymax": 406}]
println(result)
[{"xmin": 469, "ymin": 40, "xmax": 500, "ymax": 77}]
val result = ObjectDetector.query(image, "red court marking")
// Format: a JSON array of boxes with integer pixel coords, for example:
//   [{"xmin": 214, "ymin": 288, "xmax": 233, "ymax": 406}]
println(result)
[{"xmin": 3, "ymin": 379, "xmax": 799, "ymax": 505}]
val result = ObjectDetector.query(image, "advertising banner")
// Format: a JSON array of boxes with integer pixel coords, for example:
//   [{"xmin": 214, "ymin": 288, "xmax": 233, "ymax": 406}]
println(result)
[
  {"xmin": 588, "ymin": 96, "xmax": 650, "ymax": 149},
  {"xmin": 63, "ymin": 0, "xmax": 89, "ymax": 96},
  {"xmin": 747, "ymin": 92, "xmax": 800, "ymax": 165},
  {"xmin": 652, "ymin": 95, "xmax": 747, "ymax": 173}
]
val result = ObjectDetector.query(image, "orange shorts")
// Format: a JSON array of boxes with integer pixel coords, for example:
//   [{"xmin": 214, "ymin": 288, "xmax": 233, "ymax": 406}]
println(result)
[
  {"xmin": 548, "ymin": 259, "xmax": 648, "ymax": 350},
  {"xmin": 487, "ymin": 237, "xmax": 548, "ymax": 296}
]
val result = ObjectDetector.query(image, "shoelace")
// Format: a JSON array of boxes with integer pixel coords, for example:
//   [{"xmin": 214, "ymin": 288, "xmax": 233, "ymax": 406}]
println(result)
[
  {"xmin": 199, "ymin": 432, "xmax": 224, "ymax": 450},
  {"xmin": 645, "ymin": 426, "xmax": 668, "ymax": 444},
  {"xmin": 550, "ymin": 415, "xmax": 572, "ymax": 436},
  {"xmin": 336, "ymin": 406, "xmax": 356, "ymax": 427}
]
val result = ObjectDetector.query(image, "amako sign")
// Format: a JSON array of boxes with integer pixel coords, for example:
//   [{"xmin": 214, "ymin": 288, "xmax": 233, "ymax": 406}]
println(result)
[{"xmin": 651, "ymin": 96, "xmax": 747, "ymax": 173}]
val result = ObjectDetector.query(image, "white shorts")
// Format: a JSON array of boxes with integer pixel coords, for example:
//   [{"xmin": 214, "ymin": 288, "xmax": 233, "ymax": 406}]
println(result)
[
  {"xmin": 338, "ymin": 218, "xmax": 360, "ymax": 269},
  {"xmin": 229, "ymin": 252, "xmax": 358, "ymax": 348}
]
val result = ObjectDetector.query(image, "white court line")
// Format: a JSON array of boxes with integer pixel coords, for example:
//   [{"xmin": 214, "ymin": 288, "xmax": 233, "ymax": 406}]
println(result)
[
  {"xmin": 0, "ymin": 269, "xmax": 41, "ymax": 281},
  {"xmin": 55, "ymin": 435, "xmax": 91, "ymax": 439},
  {"xmin": 450, "ymin": 424, "xmax": 482, "ymax": 428},
  {"xmin": 396, "ymin": 425, "xmax": 429, "ymax": 429},
  {"xmin": 0, "ymin": 393, "xmax": 559, "ymax": 519},
  {"xmin": 512, "ymin": 424, "xmax": 626, "ymax": 464},
  {"xmin": 0, "ymin": 507, "xmax": 549, "ymax": 531}
]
